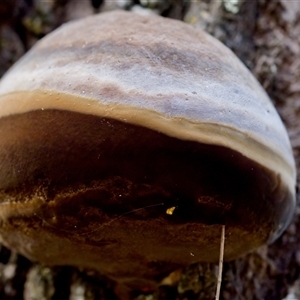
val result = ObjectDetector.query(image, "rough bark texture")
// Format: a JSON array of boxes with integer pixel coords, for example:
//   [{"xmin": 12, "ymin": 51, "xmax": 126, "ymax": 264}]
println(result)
[{"xmin": 0, "ymin": 0, "xmax": 299, "ymax": 299}]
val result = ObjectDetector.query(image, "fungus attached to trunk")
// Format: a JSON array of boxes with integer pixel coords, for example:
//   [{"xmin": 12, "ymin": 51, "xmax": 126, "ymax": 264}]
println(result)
[{"xmin": 0, "ymin": 10, "xmax": 296, "ymax": 291}]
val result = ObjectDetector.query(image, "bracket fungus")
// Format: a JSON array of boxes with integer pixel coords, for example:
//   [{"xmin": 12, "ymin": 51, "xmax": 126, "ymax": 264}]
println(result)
[{"xmin": 0, "ymin": 10, "xmax": 296, "ymax": 292}]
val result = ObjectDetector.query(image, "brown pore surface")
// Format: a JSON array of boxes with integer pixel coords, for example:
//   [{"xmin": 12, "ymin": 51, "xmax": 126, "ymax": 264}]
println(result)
[{"xmin": 0, "ymin": 109, "xmax": 294, "ymax": 286}]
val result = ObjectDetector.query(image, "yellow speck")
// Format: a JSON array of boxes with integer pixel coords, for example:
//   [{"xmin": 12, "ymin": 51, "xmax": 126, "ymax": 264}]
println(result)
[{"xmin": 166, "ymin": 207, "xmax": 176, "ymax": 215}]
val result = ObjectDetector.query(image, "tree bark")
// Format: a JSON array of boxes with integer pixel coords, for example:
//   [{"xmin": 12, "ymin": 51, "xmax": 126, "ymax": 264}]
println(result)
[{"xmin": 0, "ymin": 1, "xmax": 299, "ymax": 299}]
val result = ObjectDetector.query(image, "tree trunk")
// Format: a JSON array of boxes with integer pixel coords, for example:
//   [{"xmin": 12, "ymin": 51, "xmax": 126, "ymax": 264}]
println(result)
[{"xmin": 0, "ymin": 1, "xmax": 299, "ymax": 299}]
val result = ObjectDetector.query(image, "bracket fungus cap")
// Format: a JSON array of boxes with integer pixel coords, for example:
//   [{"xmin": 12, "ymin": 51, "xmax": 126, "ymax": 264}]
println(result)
[{"xmin": 0, "ymin": 11, "xmax": 296, "ymax": 286}]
